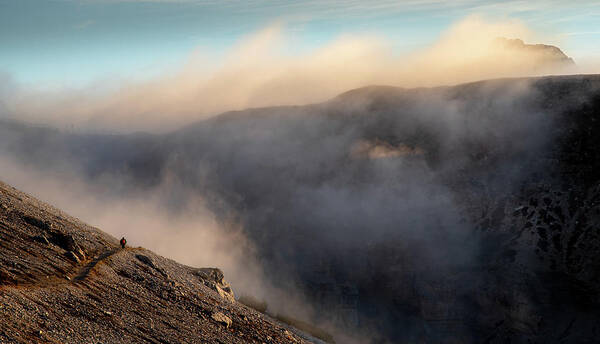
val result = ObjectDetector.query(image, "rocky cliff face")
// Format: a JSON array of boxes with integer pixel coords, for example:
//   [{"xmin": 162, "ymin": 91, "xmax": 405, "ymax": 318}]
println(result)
[
  {"xmin": 300, "ymin": 76, "xmax": 600, "ymax": 342},
  {"xmin": 1, "ymin": 75, "xmax": 600, "ymax": 342},
  {"xmin": 0, "ymin": 181, "xmax": 316, "ymax": 343}
]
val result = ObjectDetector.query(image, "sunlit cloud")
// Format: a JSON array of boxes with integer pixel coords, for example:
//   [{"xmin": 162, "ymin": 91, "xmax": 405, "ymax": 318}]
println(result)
[{"xmin": 0, "ymin": 15, "xmax": 586, "ymax": 132}]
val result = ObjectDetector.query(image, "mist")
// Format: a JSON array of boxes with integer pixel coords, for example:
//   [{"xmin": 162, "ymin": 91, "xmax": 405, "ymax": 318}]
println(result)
[
  {"xmin": 0, "ymin": 16, "xmax": 583, "ymax": 132},
  {"xmin": 1, "ymin": 13, "xmax": 599, "ymax": 343},
  {"xmin": 3, "ymin": 72, "xmax": 590, "ymax": 341}
]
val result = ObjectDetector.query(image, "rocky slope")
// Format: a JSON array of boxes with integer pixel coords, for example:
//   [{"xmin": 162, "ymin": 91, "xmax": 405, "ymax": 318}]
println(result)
[{"xmin": 0, "ymin": 180, "xmax": 316, "ymax": 343}]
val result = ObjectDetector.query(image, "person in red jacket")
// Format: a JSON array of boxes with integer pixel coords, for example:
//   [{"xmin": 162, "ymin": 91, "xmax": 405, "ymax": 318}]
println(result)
[{"xmin": 120, "ymin": 237, "xmax": 127, "ymax": 249}]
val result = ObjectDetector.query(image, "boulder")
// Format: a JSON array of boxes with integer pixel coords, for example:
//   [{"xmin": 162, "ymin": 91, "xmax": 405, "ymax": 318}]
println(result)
[
  {"xmin": 194, "ymin": 268, "xmax": 235, "ymax": 302},
  {"xmin": 212, "ymin": 283, "xmax": 235, "ymax": 303}
]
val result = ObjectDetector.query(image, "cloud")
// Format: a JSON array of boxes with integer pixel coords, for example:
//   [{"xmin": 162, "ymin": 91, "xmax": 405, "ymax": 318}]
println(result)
[
  {"xmin": 561, "ymin": 31, "xmax": 600, "ymax": 36},
  {"xmin": 0, "ymin": 15, "xmax": 584, "ymax": 132}
]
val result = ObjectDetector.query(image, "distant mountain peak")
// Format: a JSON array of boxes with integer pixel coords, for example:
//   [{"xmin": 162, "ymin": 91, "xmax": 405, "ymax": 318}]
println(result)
[{"xmin": 495, "ymin": 37, "xmax": 575, "ymax": 65}]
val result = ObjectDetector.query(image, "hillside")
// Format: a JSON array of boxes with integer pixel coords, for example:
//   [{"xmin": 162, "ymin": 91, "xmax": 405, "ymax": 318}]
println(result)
[
  {"xmin": 0, "ymin": 181, "xmax": 315, "ymax": 343},
  {"xmin": 1, "ymin": 74, "xmax": 600, "ymax": 342}
]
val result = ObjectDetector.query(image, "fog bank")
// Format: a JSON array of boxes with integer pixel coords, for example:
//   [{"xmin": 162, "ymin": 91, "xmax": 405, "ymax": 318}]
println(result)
[{"xmin": 0, "ymin": 16, "xmax": 582, "ymax": 132}]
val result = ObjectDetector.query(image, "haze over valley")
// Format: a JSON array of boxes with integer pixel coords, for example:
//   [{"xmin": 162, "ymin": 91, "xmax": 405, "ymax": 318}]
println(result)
[{"xmin": 1, "ymin": 2, "xmax": 600, "ymax": 343}]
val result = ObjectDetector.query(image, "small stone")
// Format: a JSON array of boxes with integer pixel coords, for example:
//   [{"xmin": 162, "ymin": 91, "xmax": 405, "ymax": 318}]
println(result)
[
  {"xmin": 211, "ymin": 312, "xmax": 232, "ymax": 328},
  {"xmin": 32, "ymin": 235, "xmax": 50, "ymax": 245},
  {"xmin": 65, "ymin": 251, "xmax": 81, "ymax": 263},
  {"xmin": 74, "ymin": 247, "xmax": 86, "ymax": 261},
  {"xmin": 284, "ymin": 330, "xmax": 297, "ymax": 342}
]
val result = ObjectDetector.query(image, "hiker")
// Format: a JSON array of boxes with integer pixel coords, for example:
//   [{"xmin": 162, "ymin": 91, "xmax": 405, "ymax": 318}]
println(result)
[{"xmin": 120, "ymin": 237, "xmax": 127, "ymax": 249}]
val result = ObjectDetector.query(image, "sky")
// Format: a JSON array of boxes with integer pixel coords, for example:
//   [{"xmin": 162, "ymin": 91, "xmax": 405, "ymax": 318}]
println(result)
[{"xmin": 1, "ymin": 0, "xmax": 600, "ymax": 89}]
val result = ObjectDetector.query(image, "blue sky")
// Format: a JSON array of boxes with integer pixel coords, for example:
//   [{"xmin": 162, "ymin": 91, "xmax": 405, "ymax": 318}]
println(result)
[{"xmin": 1, "ymin": 0, "xmax": 599, "ymax": 87}]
